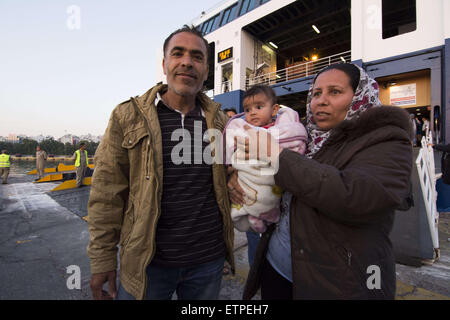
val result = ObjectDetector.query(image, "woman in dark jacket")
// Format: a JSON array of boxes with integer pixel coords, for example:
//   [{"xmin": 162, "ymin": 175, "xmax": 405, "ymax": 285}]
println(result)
[{"xmin": 229, "ymin": 63, "xmax": 413, "ymax": 299}]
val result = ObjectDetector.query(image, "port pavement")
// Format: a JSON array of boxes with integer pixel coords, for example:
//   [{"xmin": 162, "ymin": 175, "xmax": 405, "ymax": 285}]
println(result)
[{"xmin": 0, "ymin": 173, "xmax": 448, "ymax": 300}]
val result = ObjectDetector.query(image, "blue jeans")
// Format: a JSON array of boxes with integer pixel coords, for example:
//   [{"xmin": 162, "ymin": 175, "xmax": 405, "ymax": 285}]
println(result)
[
  {"xmin": 116, "ymin": 256, "xmax": 225, "ymax": 300},
  {"xmin": 246, "ymin": 231, "xmax": 261, "ymax": 268}
]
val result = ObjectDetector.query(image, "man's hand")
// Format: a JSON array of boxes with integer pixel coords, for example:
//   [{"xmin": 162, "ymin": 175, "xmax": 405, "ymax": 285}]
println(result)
[
  {"xmin": 227, "ymin": 167, "xmax": 245, "ymax": 205},
  {"xmin": 90, "ymin": 270, "xmax": 117, "ymax": 300}
]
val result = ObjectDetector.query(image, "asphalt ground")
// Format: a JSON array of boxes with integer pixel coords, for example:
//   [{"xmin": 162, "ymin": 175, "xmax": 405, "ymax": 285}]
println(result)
[{"xmin": 0, "ymin": 173, "xmax": 448, "ymax": 300}]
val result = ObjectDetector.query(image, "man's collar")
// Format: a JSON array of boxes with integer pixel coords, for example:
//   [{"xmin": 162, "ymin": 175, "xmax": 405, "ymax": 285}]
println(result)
[
  {"xmin": 155, "ymin": 92, "xmax": 162, "ymax": 107},
  {"xmin": 156, "ymin": 92, "xmax": 182, "ymax": 115},
  {"xmin": 155, "ymin": 91, "xmax": 205, "ymax": 118}
]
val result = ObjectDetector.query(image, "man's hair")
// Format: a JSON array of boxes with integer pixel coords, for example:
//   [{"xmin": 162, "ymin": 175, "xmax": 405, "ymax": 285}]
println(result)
[
  {"xmin": 223, "ymin": 108, "xmax": 237, "ymax": 114},
  {"xmin": 243, "ymin": 85, "xmax": 277, "ymax": 106},
  {"xmin": 79, "ymin": 142, "xmax": 86, "ymax": 147},
  {"xmin": 163, "ymin": 25, "xmax": 210, "ymax": 63}
]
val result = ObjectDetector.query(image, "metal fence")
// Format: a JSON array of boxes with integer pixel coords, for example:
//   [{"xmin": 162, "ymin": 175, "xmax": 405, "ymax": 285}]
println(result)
[
  {"xmin": 246, "ymin": 50, "xmax": 351, "ymax": 89},
  {"xmin": 416, "ymin": 132, "xmax": 440, "ymax": 260},
  {"xmin": 220, "ymin": 80, "xmax": 233, "ymax": 94}
]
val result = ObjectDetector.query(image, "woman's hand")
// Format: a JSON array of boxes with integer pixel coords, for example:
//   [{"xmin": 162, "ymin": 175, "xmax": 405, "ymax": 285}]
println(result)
[
  {"xmin": 227, "ymin": 167, "xmax": 245, "ymax": 205},
  {"xmin": 235, "ymin": 125, "xmax": 283, "ymax": 163}
]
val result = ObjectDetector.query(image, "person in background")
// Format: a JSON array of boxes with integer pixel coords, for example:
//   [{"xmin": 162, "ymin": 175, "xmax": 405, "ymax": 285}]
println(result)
[
  {"xmin": 72, "ymin": 142, "xmax": 88, "ymax": 188},
  {"xmin": 36, "ymin": 145, "xmax": 47, "ymax": 180},
  {"xmin": 409, "ymin": 114, "xmax": 417, "ymax": 146},
  {"xmin": 223, "ymin": 108, "xmax": 237, "ymax": 118},
  {"xmin": 422, "ymin": 116, "xmax": 430, "ymax": 137},
  {"xmin": 415, "ymin": 116, "xmax": 423, "ymax": 144},
  {"xmin": 0, "ymin": 150, "xmax": 11, "ymax": 184},
  {"xmin": 229, "ymin": 63, "xmax": 412, "ymax": 299}
]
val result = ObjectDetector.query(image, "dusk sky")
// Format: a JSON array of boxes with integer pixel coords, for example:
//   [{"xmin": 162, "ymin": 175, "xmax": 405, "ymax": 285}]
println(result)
[{"xmin": 0, "ymin": 0, "xmax": 217, "ymax": 138}]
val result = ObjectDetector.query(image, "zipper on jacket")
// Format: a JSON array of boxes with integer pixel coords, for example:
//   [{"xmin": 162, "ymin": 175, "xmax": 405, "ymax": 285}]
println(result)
[
  {"xmin": 131, "ymin": 95, "xmax": 164, "ymax": 299},
  {"xmin": 339, "ymin": 245, "xmax": 352, "ymax": 267},
  {"xmin": 145, "ymin": 140, "xmax": 150, "ymax": 180},
  {"xmin": 130, "ymin": 97, "xmax": 154, "ymax": 182}
]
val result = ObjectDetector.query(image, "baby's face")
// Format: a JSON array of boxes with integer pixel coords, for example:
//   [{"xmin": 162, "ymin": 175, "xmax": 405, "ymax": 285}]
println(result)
[{"xmin": 243, "ymin": 93, "xmax": 279, "ymax": 127}]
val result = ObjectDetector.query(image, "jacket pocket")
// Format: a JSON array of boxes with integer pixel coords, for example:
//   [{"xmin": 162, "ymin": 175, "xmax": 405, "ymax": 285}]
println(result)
[
  {"xmin": 121, "ymin": 126, "xmax": 150, "ymax": 149},
  {"xmin": 122, "ymin": 126, "xmax": 152, "ymax": 180}
]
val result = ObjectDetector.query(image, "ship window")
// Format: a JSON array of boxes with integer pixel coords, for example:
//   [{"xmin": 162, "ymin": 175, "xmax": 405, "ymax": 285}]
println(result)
[
  {"xmin": 201, "ymin": 21, "xmax": 209, "ymax": 34},
  {"xmin": 239, "ymin": 0, "xmax": 257, "ymax": 16},
  {"xmin": 204, "ymin": 19, "xmax": 212, "ymax": 34},
  {"xmin": 382, "ymin": 0, "xmax": 416, "ymax": 39},
  {"xmin": 200, "ymin": 23, "xmax": 205, "ymax": 34},
  {"xmin": 220, "ymin": 3, "xmax": 238, "ymax": 27},
  {"xmin": 202, "ymin": 15, "xmax": 220, "ymax": 35},
  {"xmin": 221, "ymin": 62, "xmax": 233, "ymax": 93}
]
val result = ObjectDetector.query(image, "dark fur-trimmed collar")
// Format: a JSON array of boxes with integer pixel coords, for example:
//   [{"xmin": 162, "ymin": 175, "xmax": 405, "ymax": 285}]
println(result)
[{"xmin": 327, "ymin": 106, "xmax": 412, "ymax": 144}]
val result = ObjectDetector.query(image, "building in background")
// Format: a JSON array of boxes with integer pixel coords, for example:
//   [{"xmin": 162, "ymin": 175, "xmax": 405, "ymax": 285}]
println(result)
[
  {"xmin": 156, "ymin": 0, "xmax": 450, "ymax": 144},
  {"xmin": 79, "ymin": 134, "xmax": 102, "ymax": 143},
  {"xmin": 31, "ymin": 135, "xmax": 46, "ymax": 143},
  {"xmin": 58, "ymin": 134, "xmax": 80, "ymax": 145},
  {"xmin": 6, "ymin": 134, "xmax": 22, "ymax": 143}
]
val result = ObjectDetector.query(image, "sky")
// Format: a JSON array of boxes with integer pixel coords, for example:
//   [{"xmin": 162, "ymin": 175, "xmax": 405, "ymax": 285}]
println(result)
[{"xmin": 0, "ymin": 0, "xmax": 218, "ymax": 138}]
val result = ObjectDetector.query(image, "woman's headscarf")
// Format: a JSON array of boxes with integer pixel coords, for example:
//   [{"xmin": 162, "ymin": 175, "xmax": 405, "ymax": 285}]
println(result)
[{"xmin": 305, "ymin": 64, "xmax": 381, "ymax": 158}]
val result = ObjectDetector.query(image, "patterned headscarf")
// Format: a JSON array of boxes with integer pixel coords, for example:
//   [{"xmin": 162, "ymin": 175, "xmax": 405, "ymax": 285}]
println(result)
[{"xmin": 305, "ymin": 64, "xmax": 381, "ymax": 158}]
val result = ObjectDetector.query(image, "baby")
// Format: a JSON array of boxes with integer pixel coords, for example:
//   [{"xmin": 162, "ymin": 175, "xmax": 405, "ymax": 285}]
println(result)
[{"xmin": 224, "ymin": 85, "xmax": 307, "ymax": 233}]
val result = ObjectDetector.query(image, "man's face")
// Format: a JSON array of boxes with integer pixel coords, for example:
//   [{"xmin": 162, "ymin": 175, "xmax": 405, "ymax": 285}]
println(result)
[{"xmin": 163, "ymin": 32, "xmax": 209, "ymax": 98}]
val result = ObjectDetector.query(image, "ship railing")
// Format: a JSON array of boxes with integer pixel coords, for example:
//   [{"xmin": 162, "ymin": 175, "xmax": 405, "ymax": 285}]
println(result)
[
  {"xmin": 220, "ymin": 80, "xmax": 233, "ymax": 94},
  {"xmin": 416, "ymin": 132, "xmax": 440, "ymax": 261},
  {"xmin": 203, "ymin": 80, "xmax": 232, "ymax": 97},
  {"xmin": 246, "ymin": 50, "xmax": 351, "ymax": 89}
]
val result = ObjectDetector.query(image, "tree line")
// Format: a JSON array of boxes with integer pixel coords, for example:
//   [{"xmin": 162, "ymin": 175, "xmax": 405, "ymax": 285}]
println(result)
[{"xmin": 0, "ymin": 138, "xmax": 100, "ymax": 156}]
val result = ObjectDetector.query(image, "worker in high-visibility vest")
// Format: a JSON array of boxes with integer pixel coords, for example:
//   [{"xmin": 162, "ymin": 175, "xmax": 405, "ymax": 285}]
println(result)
[
  {"xmin": 71, "ymin": 143, "xmax": 88, "ymax": 188},
  {"xmin": 0, "ymin": 149, "xmax": 11, "ymax": 184}
]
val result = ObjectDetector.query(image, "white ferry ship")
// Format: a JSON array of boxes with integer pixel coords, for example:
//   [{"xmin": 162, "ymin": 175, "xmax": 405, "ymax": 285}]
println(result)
[{"xmin": 157, "ymin": 0, "xmax": 450, "ymax": 144}]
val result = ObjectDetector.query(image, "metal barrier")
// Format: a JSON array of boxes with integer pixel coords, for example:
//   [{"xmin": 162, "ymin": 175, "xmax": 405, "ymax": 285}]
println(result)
[
  {"xmin": 220, "ymin": 80, "xmax": 232, "ymax": 94},
  {"xmin": 415, "ymin": 133, "xmax": 440, "ymax": 260},
  {"xmin": 246, "ymin": 50, "xmax": 351, "ymax": 89}
]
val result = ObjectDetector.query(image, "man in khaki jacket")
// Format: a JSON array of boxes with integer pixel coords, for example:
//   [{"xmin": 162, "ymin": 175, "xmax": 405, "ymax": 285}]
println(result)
[
  {"xmin": 87, "ymin": 25, "xmax": 234, "ymax": 300},
  {"xmin": 35, "ymin": 145, "xmax": 47, "ymax": 180}
]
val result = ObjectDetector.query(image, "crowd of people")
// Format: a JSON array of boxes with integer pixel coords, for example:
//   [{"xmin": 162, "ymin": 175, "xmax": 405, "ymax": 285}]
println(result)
[{"xmin": 410, "ymin": 113, "xmax": 430, "ymax": 147}]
